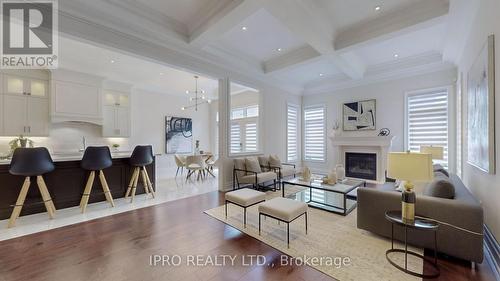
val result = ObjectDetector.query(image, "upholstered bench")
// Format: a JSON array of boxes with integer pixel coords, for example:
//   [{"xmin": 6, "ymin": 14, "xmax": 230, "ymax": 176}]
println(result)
[
  {"xmin": 258, "ymin": 197, "xmax": 308, "ymax": 248},
  {"xmin": 225, "ymin": 188, "xmax": 266, "ymax": 227}
]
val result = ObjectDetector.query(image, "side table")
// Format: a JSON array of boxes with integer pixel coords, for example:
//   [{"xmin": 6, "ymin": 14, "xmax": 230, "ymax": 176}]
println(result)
[{"xmin": 385, "ymin": 210, "xmax": 440, "ymax": 278}]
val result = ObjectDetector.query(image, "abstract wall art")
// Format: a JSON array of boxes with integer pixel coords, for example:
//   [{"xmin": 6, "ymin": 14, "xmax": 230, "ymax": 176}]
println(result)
[
  {"xmin": 467, "ymin": 34, "xmax": 495, "ymax": 174},
  {"xmin": 165, "ymin": 116, "xmax": 193, "ymax": 154},
  {"xmin": 343, "ymin": 99, "xmax": 376, "ymax": 131}
]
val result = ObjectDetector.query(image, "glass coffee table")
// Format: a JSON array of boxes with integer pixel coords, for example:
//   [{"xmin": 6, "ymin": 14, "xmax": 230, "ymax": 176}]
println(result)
[{"xmin": 281, "ymin": 177, "xmax": 366, "ymax": 215}]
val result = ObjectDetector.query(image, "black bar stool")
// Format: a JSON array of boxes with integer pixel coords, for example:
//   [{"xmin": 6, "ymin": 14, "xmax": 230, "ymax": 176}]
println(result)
[
  {"xmin": 8, "ymin": 147, "xmax": 56, "ymax": 228},
  {"xmin": 125, "ymin": 145, "xmax": 155, "ymax": 202},
  {"xmin": 79, "ymin": 146, "xmax": 115, "ymax": 213}
]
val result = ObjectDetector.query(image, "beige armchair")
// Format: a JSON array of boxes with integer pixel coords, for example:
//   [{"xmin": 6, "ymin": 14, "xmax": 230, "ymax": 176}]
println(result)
[
  {"xmin": 268, "ymin": 155, "xmax": 296, "ymax": 180},
  {"xmin": 233, "ymin": 157, "xmax": 277, "ymax": 191}
]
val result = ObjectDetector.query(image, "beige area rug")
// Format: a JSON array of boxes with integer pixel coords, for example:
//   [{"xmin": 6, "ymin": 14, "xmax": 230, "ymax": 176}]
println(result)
[{"xmin": 205, "ymin": 190, "xmax": 423, "ymax": 281}]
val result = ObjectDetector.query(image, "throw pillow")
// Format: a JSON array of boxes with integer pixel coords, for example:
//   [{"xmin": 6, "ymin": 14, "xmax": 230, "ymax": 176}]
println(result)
[
  {"xmin": 433, "ymin": 164, "xmax": 449, "ymax": 177},
  {"xmin": 245, "ymin": 157, "xmax": 262, "ymax": 173},
  {"xmin": 424, "ymin": 175, "xmax": 455, "ymax": 199},
  {"xmin": 258, "ymin": 156, "xmax": 269, "ymax": 170},
  {"xmin": 269, "ymin": 155, "xmax": 281, "ymax": 168}
]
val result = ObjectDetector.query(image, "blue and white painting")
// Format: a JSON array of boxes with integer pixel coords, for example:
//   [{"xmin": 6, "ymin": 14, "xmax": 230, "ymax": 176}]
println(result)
[{"xmin": 166, "ymin": 116, "xmax": 192, "ymax": 154}]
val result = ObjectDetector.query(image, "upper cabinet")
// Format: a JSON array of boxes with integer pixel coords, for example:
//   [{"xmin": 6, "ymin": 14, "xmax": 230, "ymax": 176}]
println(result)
[
  {"xmin": 0, "ymin": 71, "xmax": 49, "ymax": 136},
  {"xmin": 50, "ymin": 69, "xmax": 104, "ymax": 125},
  {"xmin": 102, "ymin": 90, "xmax": 131, "ymax": 137}
]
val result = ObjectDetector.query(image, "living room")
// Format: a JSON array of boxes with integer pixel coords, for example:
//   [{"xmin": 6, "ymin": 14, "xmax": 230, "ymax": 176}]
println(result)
[{"xmin": 0, "ymin": 0, "xmax": 499, "ymax": 280}]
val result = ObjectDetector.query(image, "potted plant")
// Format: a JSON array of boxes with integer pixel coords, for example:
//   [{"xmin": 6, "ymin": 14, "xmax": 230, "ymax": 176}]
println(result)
[
  {"xmin": 112, "ymin": 143, "xmax": 120, "ymax": 152},
  {"xmin": 8, "ymin": 135, "xmax": 34, "ymax": 156}
]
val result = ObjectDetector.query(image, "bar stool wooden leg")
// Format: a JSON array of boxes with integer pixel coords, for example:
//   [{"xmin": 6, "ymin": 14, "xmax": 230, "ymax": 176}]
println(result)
[
  {"xmin": 36, "ymin": 176, "xmax": 55, "ymax": 219},
  {"xmin": 99, "ymin": 170, "xmax": 115, "ymax": 207},
  {"xmin": 130, "ymin": 168, "xmax": 139, "ymax": 203},
  {"xmin": 140, "ymin": 168, "xmax": 150, "ymax": 195},
  {"xmin": 8, "ymin": 177, "xmax": 31, "ymax": 228},
  {"xmin": 80, "ymin": 171, "xmax": 95, "ymax": 213},
  {"xmin": 125, "ymin": 167, "xmax": 139, "ymax": 198},
  {"xmin": 143, "ymin": 167, "xmax": 155, "ymax": 198}
]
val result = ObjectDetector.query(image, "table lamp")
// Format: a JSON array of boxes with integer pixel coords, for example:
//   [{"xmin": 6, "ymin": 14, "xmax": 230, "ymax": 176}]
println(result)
[
  {"xmin": 387, "ymin": 152, "xmax": 433, "ymax": 223},
  {"xmin": 420, "ymin": 146, "xmax": 444, "ymax": 162}
]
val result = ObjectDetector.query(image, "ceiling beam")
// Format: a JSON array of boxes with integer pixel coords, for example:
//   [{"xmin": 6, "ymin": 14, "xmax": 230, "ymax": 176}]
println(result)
[
  {"xmin": 189, "ymin": 0, "xmax": 263, "ymax": 48},
  {"xmin": 264, "ymin": 0, "xmax": 365, "ymax": 79},
  {"xmin": 263, "ymin": 45, "xmax": 320, "ymax": 73},
  {"xmin": 334, "ymin": 0, "xmax": 449, "ymax": 53}
]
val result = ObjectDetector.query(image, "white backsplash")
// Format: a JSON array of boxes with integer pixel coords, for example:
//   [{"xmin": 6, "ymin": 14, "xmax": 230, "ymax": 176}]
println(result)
[{"xmin": 0, "ymin": 122, "xmax": 130, "ymax": 155}]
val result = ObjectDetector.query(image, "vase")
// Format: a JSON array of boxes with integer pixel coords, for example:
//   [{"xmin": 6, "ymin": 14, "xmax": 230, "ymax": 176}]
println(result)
[
  {"xmin": 19, "ymin": 139, "xmax": 27, "ymax": 148},
  {"xmin": 302, "ymin": 166, "xmax": 311, "ymax": 181},
  {"xmin": 335, "ymin": 164, "xmax": 345, "ymax": 182},
  {"xmin": 327, "ymin": 170, "xmax": 337, "ymax": 184}
]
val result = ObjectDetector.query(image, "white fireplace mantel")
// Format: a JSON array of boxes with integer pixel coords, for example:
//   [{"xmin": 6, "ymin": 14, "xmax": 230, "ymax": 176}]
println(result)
[
  {"xmin": 329, "ymin": 135, "xmax": 395, "ymax": 183},
  {"xmin": 330, "ymin": 135, "xmax": 394, "ymax": 147}
]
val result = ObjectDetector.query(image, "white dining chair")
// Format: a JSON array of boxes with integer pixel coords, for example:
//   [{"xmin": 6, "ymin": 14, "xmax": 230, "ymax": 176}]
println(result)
[{"xmin": 185, "ymin": 155, "xmax": 206, "ymax": 181}]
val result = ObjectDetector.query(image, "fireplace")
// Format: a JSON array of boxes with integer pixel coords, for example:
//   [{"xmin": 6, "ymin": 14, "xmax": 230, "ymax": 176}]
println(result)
[{"xmin": 345, "ymin": 152, "xmax": 377, "ymax": 180}]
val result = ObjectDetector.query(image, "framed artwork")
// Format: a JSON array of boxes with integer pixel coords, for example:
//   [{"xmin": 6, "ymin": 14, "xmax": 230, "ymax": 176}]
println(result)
[
  {"xmin": 165, "ymin": 116, "xmax": 193, "ymax": 154},
  {"xmin": 343, "ymin": 99, "xmax": 376, "ymax": 131},
  {"xmin": 467, "ymin": 34, "xmax": 495, "ymax": 174}
]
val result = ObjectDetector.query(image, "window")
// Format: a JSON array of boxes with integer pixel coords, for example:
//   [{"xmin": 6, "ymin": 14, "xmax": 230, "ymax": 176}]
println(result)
[
  {"xmin": 287, "ymin": 104, "xmax": 299, "ymax": 162},
  {"xmin": 304, "ymin": 106, "xmax": 326, "ymax": 162},
  {"xmin": 406, "ymin": 89, "xmax": 449, "ymax": 167},
  {"xmin": 456, "ymin": 75, "xmax": 463, "ymax": 178},
  {"xmin": 230, "ymin": 105, "xmax": 259, "ymax": 154}
]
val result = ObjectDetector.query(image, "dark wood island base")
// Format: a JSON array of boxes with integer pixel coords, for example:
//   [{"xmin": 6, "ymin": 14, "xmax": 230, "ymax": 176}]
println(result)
[{"xmin": 0, "ymin": 157, "xmax": 155, "ymax": 220}]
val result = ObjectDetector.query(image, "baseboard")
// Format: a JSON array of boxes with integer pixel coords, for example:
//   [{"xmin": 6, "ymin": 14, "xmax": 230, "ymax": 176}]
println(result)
[{"xmin": 484, "ymin": 225, "xmax": 500, "ymax": 281}]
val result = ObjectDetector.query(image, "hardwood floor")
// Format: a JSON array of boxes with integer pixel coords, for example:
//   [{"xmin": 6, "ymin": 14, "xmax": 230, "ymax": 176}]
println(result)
[{"xmin": 0, "ymin": 191, "xmax": 495, "ymax": 281}]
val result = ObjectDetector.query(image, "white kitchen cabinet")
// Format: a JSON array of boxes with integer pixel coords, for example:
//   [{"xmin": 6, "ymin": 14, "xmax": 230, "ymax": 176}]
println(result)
[
  {"xmin": 2, "ymin": 95, "xmax": 49, "ymax": 136},
  {"xmin": 102, "ymin": 90, "xmax": 130, "ymax": 137},
  {"xmin": 50, "ymin": 69, "xmax": 104, "ymax": 125},
  {"xmin": 3, "ymin": 75, "xmax": 48, "ymax": 97}
]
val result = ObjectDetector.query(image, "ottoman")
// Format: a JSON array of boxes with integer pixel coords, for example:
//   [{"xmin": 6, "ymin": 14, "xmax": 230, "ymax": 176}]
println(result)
[
  {"xmin": 225, "ymin": 188, "xmax": 266, "ymax": 227},
  {"xmin": 258, "ymin": 197, "xmax": 308, "ymax": 248}
]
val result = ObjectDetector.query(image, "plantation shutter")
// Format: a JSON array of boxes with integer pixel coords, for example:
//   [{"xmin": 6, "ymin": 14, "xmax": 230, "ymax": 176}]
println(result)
[
  {"xmin": 406, "ymin": 90, "xmax": 449, "ymax": 167},
  {"xmin": 287, "ymin": 104, "xmax": 299, "ymax": 162},
  {"xmin": 245, "ymin": 122, "xmax": 258, "ymax": 152},
  {"xmin": 230, "ymin": 123, "xmax": 241, "ymax": 153},
  {"xmin": 304, "ymin": 106, "xmax": 326, "ymax": 161}
]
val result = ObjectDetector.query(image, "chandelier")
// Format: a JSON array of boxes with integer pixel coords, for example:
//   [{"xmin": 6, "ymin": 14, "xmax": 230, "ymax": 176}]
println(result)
[{"xmin": 181, "ymin": 76, "xmax": 211, "ymax": 111}]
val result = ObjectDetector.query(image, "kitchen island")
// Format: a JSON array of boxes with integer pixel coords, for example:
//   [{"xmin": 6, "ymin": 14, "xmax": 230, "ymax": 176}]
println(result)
[{"xmin": 0, "ymin": 152, "xmax": 155, "ymax": 220}]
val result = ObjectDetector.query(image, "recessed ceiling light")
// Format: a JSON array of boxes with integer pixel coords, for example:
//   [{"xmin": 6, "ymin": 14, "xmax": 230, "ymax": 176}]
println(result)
[
  {"xmin": 159, "ymin": 72, "xmax": 164, "ymax": 75},
  {"xmin": 181, "ymin": 107, "xmax": 185, "ymax": 111},
  {"xmin": 241, "ymin": 26, "xmax": 247, "ymax": 31},
  {"xmin": 276, "ymin": 48, "xmax": 282, "ymax": 52},
  {"xmin": 185, "ymin": 90, "xmax": 190, "ymax": 94},
  {"xmin": 394, "ymin": 54, "xmax": 399, "ymax": 58},
  {"xmin": 110, "ymin": 60, "xmax": 115, "ymax": 63},
  {"xmin": 375, "ymin": 5, "xmax": 381, "ymax": 11},
  {"xmin": 319, "ymin": 73, "xmax": 324, "ymax": 77}
]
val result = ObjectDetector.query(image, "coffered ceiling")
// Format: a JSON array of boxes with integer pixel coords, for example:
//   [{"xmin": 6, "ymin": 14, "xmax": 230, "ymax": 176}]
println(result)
[{"xmin": 58, "ymin": 0, "xmax": 473, "ymax": 95}]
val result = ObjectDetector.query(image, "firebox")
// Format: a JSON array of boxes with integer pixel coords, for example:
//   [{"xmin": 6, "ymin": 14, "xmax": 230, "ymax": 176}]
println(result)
[{"xmin": 345, "ymin": 152, "xmax": 377, "ymax": 180}]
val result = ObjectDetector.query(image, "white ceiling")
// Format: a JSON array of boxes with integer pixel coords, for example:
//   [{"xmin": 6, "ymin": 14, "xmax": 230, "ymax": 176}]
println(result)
[
  {"xmin": 355, "ymin": 23, "xmax": 446, "ymax": 66},
  {"xmin": 213, "ymin": 8, "xmax": 306, "ymax": 62},
  {"xmin": 59, "ymin": 0, "xmax": 460, "ymax": 95},
  {"xmin": 315, "ymin": 0, "xmax": 420, "ymax": 32}
]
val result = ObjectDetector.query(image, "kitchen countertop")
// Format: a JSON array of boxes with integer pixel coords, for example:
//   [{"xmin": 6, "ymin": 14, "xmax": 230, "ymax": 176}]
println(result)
[{"xmin": 0, "ymin": 151, "xmax": 135, "ymax": 165}]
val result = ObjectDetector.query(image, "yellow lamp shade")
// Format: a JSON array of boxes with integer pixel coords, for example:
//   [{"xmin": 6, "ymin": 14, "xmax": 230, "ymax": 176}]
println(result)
[
  {"xmin": 387, "ymin": 152, "xmax": 434, "ymax": 182},
  {"xmin": 420, "ymin": 146, "xmax": 444, "ymax": 160}
]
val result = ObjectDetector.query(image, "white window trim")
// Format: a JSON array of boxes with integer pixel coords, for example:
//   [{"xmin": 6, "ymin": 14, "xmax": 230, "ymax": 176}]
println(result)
[
  {"xmin": 404, "ymin": 86, "xmax": 455, "ymax": 171},
  {"xmin": 303, "ymin": 104, "xmax": 327, "ymax": 163},
  {"xmin": 286, "ymin": 103, "xmax": 300, "ymax": 163}
]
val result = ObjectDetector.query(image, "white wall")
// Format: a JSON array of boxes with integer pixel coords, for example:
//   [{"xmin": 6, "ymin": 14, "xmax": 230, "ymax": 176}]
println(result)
[
  {"xmin": 130, "ymin": 89, "xmax": 211, "ymax": 176},
  {"xmin": 458, "ymin": 0, "xmax": 500, "ymax": 240},
  {"xmin": 302, "ymin": 69, "xmax": 457, "ymax": 173}
]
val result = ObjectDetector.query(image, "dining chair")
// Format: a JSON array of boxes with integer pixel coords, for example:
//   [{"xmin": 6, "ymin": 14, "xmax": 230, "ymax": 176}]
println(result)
[
  {"xmin": 174, "ymin": 154, "xmax": 187, "ymax": 177},
  {"xmin": 185, "ymin": 155, "xmax": 206, "ymax": 181}
]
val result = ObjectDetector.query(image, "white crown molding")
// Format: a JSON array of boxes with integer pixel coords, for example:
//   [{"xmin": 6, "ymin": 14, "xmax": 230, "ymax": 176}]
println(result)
[
  {"xmin": 303, "ymin": 52, "xmax": 457, "ymax": 95},
  {"xmin": 263, "ymin": 45, "xmax": 321, "ymax": 73}
]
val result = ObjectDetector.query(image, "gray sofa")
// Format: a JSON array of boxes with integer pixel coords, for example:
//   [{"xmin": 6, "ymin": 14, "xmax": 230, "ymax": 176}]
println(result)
[{"xmin": 357, "ymin": 173, "xmax": 484, "ymax": 263}]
